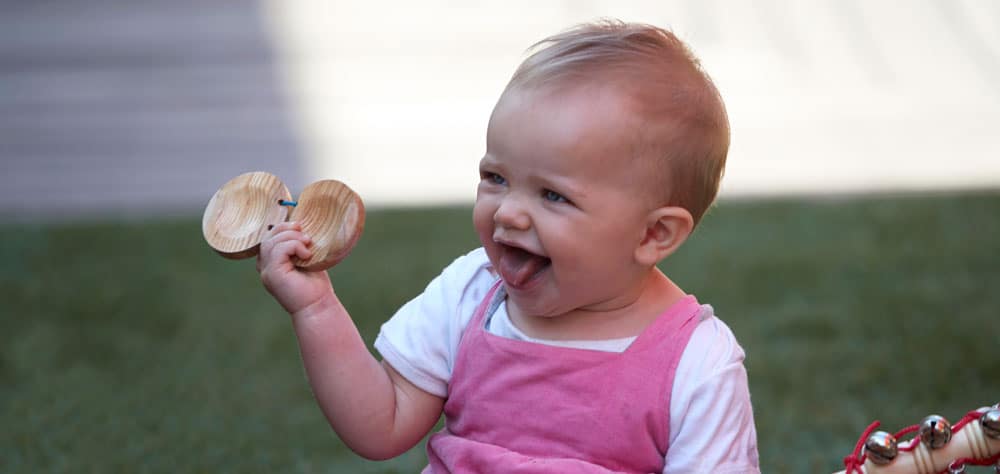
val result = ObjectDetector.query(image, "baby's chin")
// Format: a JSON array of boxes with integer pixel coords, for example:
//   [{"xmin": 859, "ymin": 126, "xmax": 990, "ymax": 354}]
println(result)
[{"xmin": 503, "ymin": 288, "xmax": 581, "ymax": 321}]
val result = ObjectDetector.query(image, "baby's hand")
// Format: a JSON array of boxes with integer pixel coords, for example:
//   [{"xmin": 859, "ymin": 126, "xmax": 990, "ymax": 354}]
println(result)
[{"xmin": 257, "ymin": 222, "xmax": 333, "ymax": 315}]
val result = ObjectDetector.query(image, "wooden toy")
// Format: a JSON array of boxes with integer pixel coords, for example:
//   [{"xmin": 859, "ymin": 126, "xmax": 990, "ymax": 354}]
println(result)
[
  {"xmin": 202, "ymin": 171, "xmax": 364, "ymax": 271},
  {"xmin": 837, "ymin": 404, "xmax": 1000, "ymax": 473}
]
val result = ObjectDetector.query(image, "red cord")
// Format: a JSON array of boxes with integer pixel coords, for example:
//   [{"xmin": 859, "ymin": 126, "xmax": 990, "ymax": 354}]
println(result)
[
  {"xmin": 951, "ymin": 409, "xmax": 984, "ymax": 432},
  {"xmin": 944, "ymin": 452, "xmax": 1000, "ymax": 473},
  {"xmin": 934, "ymin": 409, "xmax": 995, "ymax": 473},
  {"xmin": 843, "ymin": 420, "xmax": 881, "ymax": 473},
  {"xmin": 895, "ymin": 424, "xmax": 920, "ymax": 452}
]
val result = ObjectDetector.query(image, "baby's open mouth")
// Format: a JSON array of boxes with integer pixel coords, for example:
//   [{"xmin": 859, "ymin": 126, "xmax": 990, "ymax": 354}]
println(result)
[{"xmin": 497, "ymin": 244, "xmax": 551, "ymax": 289}]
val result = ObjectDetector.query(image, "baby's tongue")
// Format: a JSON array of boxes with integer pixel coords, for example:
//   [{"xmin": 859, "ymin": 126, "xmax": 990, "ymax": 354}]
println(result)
[{"xmin": 498, "ymin": 246, "xmax": 548, "ymax": 288}]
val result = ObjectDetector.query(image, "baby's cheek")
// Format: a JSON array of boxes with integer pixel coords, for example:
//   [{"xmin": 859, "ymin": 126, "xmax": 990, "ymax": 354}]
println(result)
[{"xmin": 472, "ymin": 203, "xmax": 494, "ymax": 235}]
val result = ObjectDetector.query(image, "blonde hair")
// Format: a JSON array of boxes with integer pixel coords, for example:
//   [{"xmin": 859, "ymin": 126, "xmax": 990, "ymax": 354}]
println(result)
[{"xmin": 505, "ymin": 19, "xmax": 730, "ymax": 227}]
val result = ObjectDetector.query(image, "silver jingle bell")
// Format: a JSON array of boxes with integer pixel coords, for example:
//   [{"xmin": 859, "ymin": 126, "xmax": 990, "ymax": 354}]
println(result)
[
  {"xmin": 919, "ymin": 414, "xmax": 952, "ymax": 449},
  {"xmin": 864, "ymin": 431, "xmax": 898, "ymax": 465},
  {"xmin": 948, "ymin": 462, "xmax": 966, "ymax": 474},
  {"xmin": 982, "ymin": 408, "xmax": 1000, "ymax": 440}
]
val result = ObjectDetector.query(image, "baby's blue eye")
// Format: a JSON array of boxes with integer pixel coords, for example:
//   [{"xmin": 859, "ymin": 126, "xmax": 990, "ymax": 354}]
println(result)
[
  {"xmin": 543, "ymin": 190, "xmax": 568, "ymax": 203},
  {"xmin": 482, "ymin": 172, "xmax": 506, "ymax": 185}
]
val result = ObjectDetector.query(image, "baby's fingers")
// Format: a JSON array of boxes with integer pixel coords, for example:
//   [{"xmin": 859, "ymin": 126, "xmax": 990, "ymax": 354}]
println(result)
[
  {"xmin": 267, "ymin": 227, "xmax": 313, "ymax": 247},
  {"xmin": 274, "ymin": 239, "xmax": 314, "ymax": 262},
  {"xmin": 257, "ymin": 237, "xmax": 313, "ymax": 273},
  {"xmin": 259, "ymin": 223, "xmax": 312, "ymax": 266}
]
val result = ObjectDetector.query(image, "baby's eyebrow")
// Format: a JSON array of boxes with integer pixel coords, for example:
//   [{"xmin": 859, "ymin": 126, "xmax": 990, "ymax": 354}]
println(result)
[{"xmin": 478, "ymin": 155, "xmax": 503, "ymax": 170}]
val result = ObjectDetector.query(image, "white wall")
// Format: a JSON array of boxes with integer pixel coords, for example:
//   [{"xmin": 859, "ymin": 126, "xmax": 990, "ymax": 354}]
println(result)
[{"xmin": 0, "ymin": 1, "xmax": 306, "ymax": 217}]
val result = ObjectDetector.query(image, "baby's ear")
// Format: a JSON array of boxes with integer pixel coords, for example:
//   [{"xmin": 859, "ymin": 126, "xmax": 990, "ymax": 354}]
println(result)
[{"xmin": 634, "ymin": 206, "xmax": 694, "ymax": 266}]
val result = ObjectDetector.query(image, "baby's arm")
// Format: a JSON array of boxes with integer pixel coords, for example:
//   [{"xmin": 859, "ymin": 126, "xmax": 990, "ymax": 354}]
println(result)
[
  {"xmin": 665, "ymin": 316, "xmax": 759, "ymax": 473},
  {"xmin": 258, "ymin": 222, "xmax": 444, "ymax": 459}
]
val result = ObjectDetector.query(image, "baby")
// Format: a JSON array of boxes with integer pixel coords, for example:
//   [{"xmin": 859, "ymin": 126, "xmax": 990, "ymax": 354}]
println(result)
[{"xmin": 258, "ymin": 20, "xmax": 759, "ymax": 473}]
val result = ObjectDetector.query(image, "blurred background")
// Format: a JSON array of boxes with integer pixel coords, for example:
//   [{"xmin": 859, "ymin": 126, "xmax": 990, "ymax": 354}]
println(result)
[
  {"xmin": 2, "ymin": 1, "xmax": 998, "ymax": 473},
  {"xmin": 4, "ymin": 0, "xmax": 999, "ymax": 214}
]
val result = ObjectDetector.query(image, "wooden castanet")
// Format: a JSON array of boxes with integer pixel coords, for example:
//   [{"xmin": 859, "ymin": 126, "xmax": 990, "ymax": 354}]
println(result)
[
  {"xmin": 202, "ymin": 171, "xmax": 364, "ymax": 271},
  {"xmin": 202, "ymin": 171, "xmax": 292, "ymax": 260},
  {"xmin": 289, "ymin": 179, "xmax": 365, "ymax": 271}
]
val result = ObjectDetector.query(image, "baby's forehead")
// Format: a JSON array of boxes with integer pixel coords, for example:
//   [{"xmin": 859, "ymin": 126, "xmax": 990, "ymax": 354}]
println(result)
[
  {"xmin": 500, "ymin": 87, "xmax": 671, "ymax": 173},
  {"xmin": 496, "ymin": 82, "xmax": 688, "ymax": 161},
  {"xmin": 492, "ymin": 83, "xmax": 644, "ymax": 145},
  {"xmin": 501, "ymin": 79, "xmax": 654, "ymax": 126}
]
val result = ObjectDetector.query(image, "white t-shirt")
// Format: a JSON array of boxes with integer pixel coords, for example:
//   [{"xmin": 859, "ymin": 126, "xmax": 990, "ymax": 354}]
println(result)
[{"xmin": 375, "ymin": 248, "xmax": 760, "ymax": 473}]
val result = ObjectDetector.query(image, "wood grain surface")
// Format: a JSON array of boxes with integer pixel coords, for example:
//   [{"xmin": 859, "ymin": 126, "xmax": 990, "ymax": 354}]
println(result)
[
  {"xmin": 290, "ymin": 180, "xmax": 364, "ymax": 271},
  {"xmin": 202, "ymin": 171, "xmax": 291, "ymax": 259}
]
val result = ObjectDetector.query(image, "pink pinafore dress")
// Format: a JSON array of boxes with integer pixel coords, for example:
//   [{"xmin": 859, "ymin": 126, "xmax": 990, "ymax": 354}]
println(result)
[{"xmin": 425, "ymin": 282, "xmax": 702, "ymax": 473}]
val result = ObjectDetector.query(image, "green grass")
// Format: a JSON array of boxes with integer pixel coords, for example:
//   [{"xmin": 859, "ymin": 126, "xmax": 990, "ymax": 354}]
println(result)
[{"xmin": 2, "ymin": 192, "xmax": 999, "ymax": 473}]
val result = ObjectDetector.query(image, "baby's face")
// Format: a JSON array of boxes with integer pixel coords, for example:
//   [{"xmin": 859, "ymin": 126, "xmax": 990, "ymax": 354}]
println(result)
[{"xmin": 473, "ymin": 85, "xmax": 657, "ymax": 318}]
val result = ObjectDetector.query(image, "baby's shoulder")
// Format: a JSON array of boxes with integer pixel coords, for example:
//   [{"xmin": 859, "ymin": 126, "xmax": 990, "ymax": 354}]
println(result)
[{"xmin": 681, "ymin": 305, "xmax": 747, "ymax": 376}]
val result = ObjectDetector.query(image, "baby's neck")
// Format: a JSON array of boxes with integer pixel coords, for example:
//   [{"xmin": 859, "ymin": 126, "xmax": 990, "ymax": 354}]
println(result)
[{"xmin": 507, "ymin": 269, "xmax": 686, "ymax": 341}]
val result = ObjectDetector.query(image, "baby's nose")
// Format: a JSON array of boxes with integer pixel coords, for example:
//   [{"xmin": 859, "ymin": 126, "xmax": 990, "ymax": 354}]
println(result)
[{"xmin": 493, "ymin": 196, "xmax": 531, "ymax": 230}]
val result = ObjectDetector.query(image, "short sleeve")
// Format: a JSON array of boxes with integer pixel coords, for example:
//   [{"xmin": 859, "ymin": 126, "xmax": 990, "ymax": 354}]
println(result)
[
  {"xmin": 664, "ymin": 309, "xmax": 760, "ymax": 473},
  {"xmin": 373, "ymin": 248, "xmax": 496, "ymax": 397}
]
